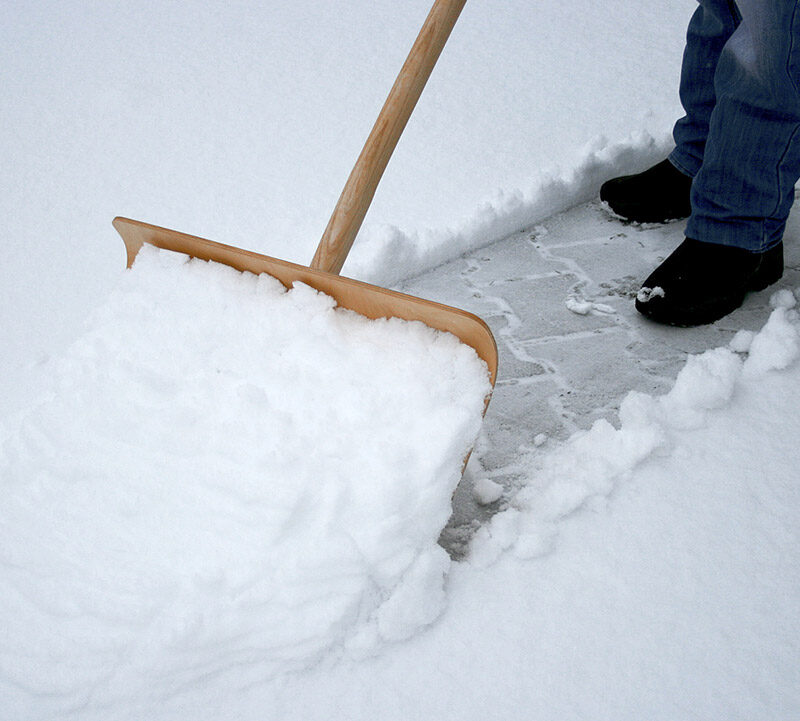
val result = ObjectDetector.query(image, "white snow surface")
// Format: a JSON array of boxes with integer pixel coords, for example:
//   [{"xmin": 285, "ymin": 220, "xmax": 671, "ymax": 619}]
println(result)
[{"xmin": 0, "ymin": 246, "xmax": 489, "ymax": 713}]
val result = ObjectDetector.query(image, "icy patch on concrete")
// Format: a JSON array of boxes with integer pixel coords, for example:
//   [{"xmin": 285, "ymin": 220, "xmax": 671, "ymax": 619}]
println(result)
[
  {"xmin": 469, "ymin": 290, "xmax": 800, "ymax": 566},
  {"xmin": 0, "ymin": 247, "xmax": 491, "ymax": 712}
]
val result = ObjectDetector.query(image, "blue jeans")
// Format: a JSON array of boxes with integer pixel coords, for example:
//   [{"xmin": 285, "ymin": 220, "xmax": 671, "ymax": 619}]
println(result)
[{"xmin": 669, "ymin": 0, "xmax": 800, "ymax": 252}]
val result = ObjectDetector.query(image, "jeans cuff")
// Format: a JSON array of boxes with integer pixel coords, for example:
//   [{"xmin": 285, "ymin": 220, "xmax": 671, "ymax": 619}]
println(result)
[
  {"xmin": 686, "ymin": 214, "xmax": 783, "ymax": 252},
  {"xmin": 668, "ymin": 148, "xmax": 701, "ymax": 179}
]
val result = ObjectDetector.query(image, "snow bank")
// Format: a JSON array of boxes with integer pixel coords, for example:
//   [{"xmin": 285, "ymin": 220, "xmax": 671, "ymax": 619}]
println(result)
[
  {"xmin": 0, "ymin": 247, "xmax": 490, "ymax": 714},
  {"xmin": 349, "ymin": 132, "xmax": 672, "ymax": 286},
  {"xmin": 470, "ymin": 290, "xmax": 800, "ymax": 566}
]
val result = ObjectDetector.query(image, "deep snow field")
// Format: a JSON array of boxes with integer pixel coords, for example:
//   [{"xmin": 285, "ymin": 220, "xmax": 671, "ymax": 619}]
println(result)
[{"xmin": 2, "ymin": 1, "xmax": 799, "ymax": 720}]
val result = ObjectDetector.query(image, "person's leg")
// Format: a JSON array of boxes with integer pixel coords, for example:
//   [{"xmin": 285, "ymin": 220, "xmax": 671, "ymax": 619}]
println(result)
[
  {"xmin": 600, "ymin": 0, "xmax": 738, "ymax": 223},
  {"xmin": 686, "ymin": 0, "xmax": 800, "ymax": 251},
  {"xmin": 637, "ymin": 1, "xmax": 800, "ymax": 325},
  {"xmin": 669, "ymin": 0, "xmax": 742, "ymax": 177}
]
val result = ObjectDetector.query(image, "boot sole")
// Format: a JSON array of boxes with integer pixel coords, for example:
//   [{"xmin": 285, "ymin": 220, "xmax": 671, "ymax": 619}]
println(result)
[{"xmin": 600, "ymin": 199, "xmax": 691, "ymax": 225}]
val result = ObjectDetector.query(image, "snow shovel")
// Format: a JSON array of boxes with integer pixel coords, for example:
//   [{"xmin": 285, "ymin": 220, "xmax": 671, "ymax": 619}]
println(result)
[{"xmin": 113, "ymin": 0, "xmax": 497, "ymax": 402}]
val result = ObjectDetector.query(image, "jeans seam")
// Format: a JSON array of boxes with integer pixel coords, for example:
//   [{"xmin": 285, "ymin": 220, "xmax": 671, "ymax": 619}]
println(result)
[
  {"xmin": 668, "ymin": 149, "xmax": 698, "ymax": 178},
  {"xmin": 768, "ymin": 121, "xmax": 800, "ymax": 233},
  {"xmin": 788, "ymin": 1, "xmax": 800, "ymax": 97}
]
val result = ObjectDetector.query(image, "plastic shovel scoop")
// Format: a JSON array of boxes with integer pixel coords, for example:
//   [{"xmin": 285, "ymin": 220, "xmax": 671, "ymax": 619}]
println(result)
[{"xmin": 113, "ymin": 0, "xmax": 497, "ymax": 419}]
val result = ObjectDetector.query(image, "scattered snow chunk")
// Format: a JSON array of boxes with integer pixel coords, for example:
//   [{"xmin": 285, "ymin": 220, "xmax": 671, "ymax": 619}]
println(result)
[
  {"xmin": 566, "ymin": 297, "xmax": 593, "ymax": 315},
  {"xmin": 730, "ymin": 329, "xmax": 756, "ymax": 354},
  {"xmin": 636, "ymin": 285, "xmax": 664, "ymax": 303},
  {"xmin": 743, "ymin": 307, "xmax": 800, "ymax": 378},
  {"xmin": 769, "ymin": 288, "xmax": 797, "ymax": 309},
  {"xmin": 533, "ymin": 433, "xmax": 548, "ymax": 447},
  {"xmin": 660, "ymin": 347, "xmax": 742, "ymax": 429},
  {"xmin": 473, "ymin": 477, "xmax": 504, "ymax": 505},
  {"xmin": 565, "ymin": 297, "xmax": 616, "ymax": 316}
]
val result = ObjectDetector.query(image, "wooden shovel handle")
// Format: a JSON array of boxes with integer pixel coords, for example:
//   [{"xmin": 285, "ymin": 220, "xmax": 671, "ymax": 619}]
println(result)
[{"xmin": 310, "ymin": 0, "xmax": 467, "ymax": 275}]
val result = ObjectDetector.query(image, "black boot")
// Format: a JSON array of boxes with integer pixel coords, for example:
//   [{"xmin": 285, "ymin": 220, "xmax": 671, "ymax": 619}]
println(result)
[
  {"xmin": 635, "ymin": 238, "xmax": 784, "ymax": 326},
  {"xmin": 600, "ymin": 159, "xmax": 693, "ymax": 224}
]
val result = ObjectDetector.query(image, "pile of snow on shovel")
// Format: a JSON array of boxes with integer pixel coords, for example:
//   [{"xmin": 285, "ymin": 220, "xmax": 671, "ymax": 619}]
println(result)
[{"xmin": 0, "ymin": 247, "xmax": 491, "ymax": 708}]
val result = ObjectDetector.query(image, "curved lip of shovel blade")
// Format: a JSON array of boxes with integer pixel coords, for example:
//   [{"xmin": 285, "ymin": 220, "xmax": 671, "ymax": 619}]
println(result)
[{"xmin": 112, "ymin": 216, "xmax": 499, "ymax": 390}]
